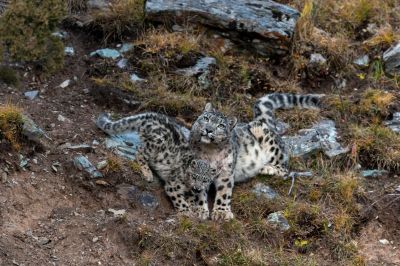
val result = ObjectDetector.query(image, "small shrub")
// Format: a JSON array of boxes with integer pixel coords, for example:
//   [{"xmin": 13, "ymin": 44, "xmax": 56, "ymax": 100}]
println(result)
[
  {"xmin": 0, "ymin": 0, "xmax": 66, "ymax": 73},
  {"xmin": 0, "ymin": 66, "xmax": 19, "ymax": 86},
  {"xmin": 0, "ymin": 104, "xmax": 23, "ymax": 150}
]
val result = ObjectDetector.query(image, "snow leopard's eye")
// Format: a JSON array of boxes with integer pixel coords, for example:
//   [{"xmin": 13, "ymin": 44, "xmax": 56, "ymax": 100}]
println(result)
[
  {"xmin": 203, "ymin": 116, "xmax": 209, "ymax": 122},
  {"xmin": 217, "ymin": 123, "xmax": 226, "ymax": 129}
]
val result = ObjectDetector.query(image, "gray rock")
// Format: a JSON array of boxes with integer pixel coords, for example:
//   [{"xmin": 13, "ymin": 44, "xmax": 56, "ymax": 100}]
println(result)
[
  {"xmin": 1, "ymin": 170, "xmax": 7, "ymax": 183},
  {"xmin": 130, "ymin": 73, "xmax": 146, "ymax": 82},
  {"xmin": 361, "ymin": 169, "xmax": 389, "ymax": 178},
  {"xmin": 90, "ymin": 48, "xmax": 121, "ymax": 59},
  {"xmin": 59, "ymin": 79, "xmax": 71, "ymax": 88},
  {"xmin": 383, "ymin": 42, "xmax": 400, "ymax": 76},
  {"xmin": 64, "ymin": 47, "xmax": 75, "ymax": 56},
  {"xmin": 353, "ymin": 55, "xmax": 369, "ymax": 67},
  {"xmin": 266, "ymin": 211, "xmax": 290, "ymax": 231},
  {"xmin": 87, "ymin": 0, "xmax": 110, "ymax": 10},
  {"xmin": 252, "ymin": 183, "xmax": 278, "ymax": 200},
  {"xmin": 59, "ymin": 143, "xmax": 94, "ymax": 153},
  {"xmin": 38, "ymin": 237, "xmax": 50, "ymax": 245},
  {"xmin": 175, "ymin": 57, "xmax": 216, "ymax": 77},
  {"xmin": 73, "ymin": 155, "xmax": 103, "ymax": 178},
  {"xmin": 145, "ymin": 0, "xmax": 300, "ymax": 56},
  {"xmin": 51, "ymin": 31, "xmax": 68, "ymax": 39},
  {"xmin": 138, "ymin": 192, "xmax": 159, "ymax": 209},
  {"xmin": 283, "ymin": 120, "xmax": 349, "ymax": 158},
  {"xmin": 119, "ymin": 43, "xmax": 134, "ymax": 53},
  {"xmin": 310, "ymin": 53, "xmax": 327, "ymax": 65},
  {"xmin": 116, "ymin": 58, "xmax": 128, "ymax": 69},
  {"xmin": 384, "ymin": 112, "xmax": 400, "ymax": 133},
  {"xmin": 24, "ymin": 90, "xmax": 39, "ymax": 100},
  {"xmin": 104, "ymin": 132, "xmax": 142, "ymax": 160},
  {"xmin": 21, "ymin": 115, "xmax": 50, "ymax": 148},
  {"xmin": 107, "ymin": 208, "xmax": 126, "ymax": 218}
]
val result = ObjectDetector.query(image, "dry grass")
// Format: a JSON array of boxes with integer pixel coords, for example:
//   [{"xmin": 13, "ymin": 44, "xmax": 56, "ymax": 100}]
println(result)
[
  {"xmin": 276, "ymin": 108, "xmax": 322, "ymax": 133},
  {"xmin": 0, "ymin": 103, "xmax": 23, "ymax": 150},
  {"xmin": 364, "ymin": 24, "xmax": 399, "ymax": 48},
  {"xmin": 104, "ymin": 155, "xmax": 123, "ymax": 174},
  {"xmin": 90, "ymin": 0, "xmax": 144, "ymax": 42}
]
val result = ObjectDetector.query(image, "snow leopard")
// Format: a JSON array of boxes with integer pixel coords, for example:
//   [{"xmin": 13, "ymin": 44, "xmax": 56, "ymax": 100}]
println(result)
[
  {"xmin": 189, "ymin": 93, "xmax": 323, "ymax": 220},
  {"xmin": 96, "ymin": 112, "xmax": 217, "ymax": 219}
]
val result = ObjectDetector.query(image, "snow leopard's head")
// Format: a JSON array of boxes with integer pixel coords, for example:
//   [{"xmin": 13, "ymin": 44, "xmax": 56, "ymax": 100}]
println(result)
[
  {"xmin": 186, "ymin": 159, "xmax": 217, "ymax": 194},
  {"xmin": 190, "ymin": 103, "xmax": 237, "ymax": 145}
]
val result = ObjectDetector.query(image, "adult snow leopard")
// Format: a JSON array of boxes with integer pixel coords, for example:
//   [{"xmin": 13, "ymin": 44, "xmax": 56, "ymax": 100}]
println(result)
[
  {"xmin": 189, "ymin": 93, "xmax": 323, "ymax": 220},
  {"xmin": 96, "ymin": 112, "xmax": 217, "ymax": 219}
]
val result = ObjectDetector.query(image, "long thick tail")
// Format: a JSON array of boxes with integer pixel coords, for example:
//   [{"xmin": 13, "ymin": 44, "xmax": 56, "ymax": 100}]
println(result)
[
  {"xmin": 96, "ymin": 112, "xmax": 170, "ymax": 135},
  {"xmin": 253, "ymin": 93, "xmax": 324, "ymax": 129}
]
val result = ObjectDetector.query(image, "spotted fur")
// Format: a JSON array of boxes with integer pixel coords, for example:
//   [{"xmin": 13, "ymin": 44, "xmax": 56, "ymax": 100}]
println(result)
[
  {"xmin": 96, "ymin": 112, "xmax": 216, "ymax": 219},
  {"xmin": 189, "ymin": 93, "xmax": 323, "ymax": 220}
]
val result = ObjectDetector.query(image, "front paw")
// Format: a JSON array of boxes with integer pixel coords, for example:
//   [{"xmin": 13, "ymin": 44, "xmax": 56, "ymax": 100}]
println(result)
[
  {"xmin": 177, "ymin": 210, "xmax": 194, "ymax": 218},
  {"xmin": 193, "ymin": 208, "xmax": 210, "ymax": 220},
  {"xmin": 211, "ymin": 209, "xmax": 234, "ymax": 221}
]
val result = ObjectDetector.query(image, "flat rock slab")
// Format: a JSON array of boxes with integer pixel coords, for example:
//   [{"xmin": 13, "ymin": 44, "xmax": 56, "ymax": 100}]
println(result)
[
  {"xmin": 145, "ymin": 0, "xmax": 300, "ymax": 55},
  {"xmin": 384, "ymin": 112, "xmax": 400, "ymax": 133},
  {"xmin": 383, "ymin": 42, "xmax": 400, "ymax": 76}
]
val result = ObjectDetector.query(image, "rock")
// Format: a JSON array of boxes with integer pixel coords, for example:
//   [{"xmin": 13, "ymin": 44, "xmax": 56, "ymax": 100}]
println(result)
[
  {"xmin": 384, "ymin": 112, "xmax": 400, "ymax": 133},
  {"xmin": 276, "ymin": 120, "xmax": 290, "ymax": 135},
  {"xmin": 96, "ymin": 160, "xmax": 108, "ymax": 170},
  {"xmin": 172, "ymin": 24, "xmax": 184, "ymax": 32},
  {"xmin": 59, "ymin": 143, "xmax": 94, "ymax": 153},
  {"xmin": 198, "ymin": 70, "xmax": 212, "ymax": 89},
  {"xmin": 252, "ymin": 183, "xmax": 278, "ymax": 200},
  {"xmin": 395, "ymin": 185, "xmax": 400, "ymax": 193},
  {"xmin": 107, "ymin": 208, "xmax": 126, "ymax": 218},
  {"xmin": 92, "ymin": 236, "xmax": 99, "ymax": 243},
  {"xmin": 130, "ymin": 73, "xmax": 146, "ymax": 82},
  {"xmin": 21, "ymin": 115, "xmax": 50, "ymax": 148},
  {"xmin": 1, "ymin": 170, "xmax": 8, "ymax": 183},
  {"xmin": 353, "ymin": 55, "xmax": 369, "ymax": 68},
  {"xmin": 309, "ymin": 53, "xmax": 327, "ymax": 65},
  {"xmin": 116, "ymin": 58, "xmax": 128, "ymax": 69},
  {"xmin": 175, "ymin": 57, "xmax": 216, "ymax": 77},
  {"xmin": 90, "ymin": 48, "xmax": 121, "ymax": 59},
  {"xmin": 19, "ymin": 154, "xmax": 28, "ymax": 169},
  {"xmin": 51, "ymin": 31, "xmax": 68, "ymax": 39},
  {"xmin": 38, "ymin": 237, "xmax": 50, "ymax": 245},
  {"xmin": 88, "ymin": 0, "xmax": 110, "ymax": 10},
  {"xmin": 283, "ymin": 120, "xmax": 349, "ymax": 158},
  {"xmin": 119, "ymin": 43, "xmax": 134, "ymax": 53},
  {"xmin": 361, "ymin": 169, "xmax": 389, "ymax": 178},
  {"xmin": 145, "ymin": 0, "xmax": 300, "ymax": 56},
  {"xmin": 24, "ymin": 90, "xmax": 39, "ymax": 100},
  {"xmin": 383, "ymin": 42, "xmax": 400, "ymax": 76},
  {"xmin": 73, "ymin": 155, "xmax": 103, "ymax": 178},
  {"xmin": 64, "ymin": 47, "xmax": 75, "ymax": 56},
  {"xmin": 59, "ymin": 79, "xmax": 71, "ymax": 88},
  {"xmin": 379, "ymin": 239, "xmax": 390, "ymax": 245},
  {"xmin": 138, "ymin": 192, "xmax": 159, "ymax": 209},
  {"xmin": 57, "ymin": 114, "xmax": 67, "ymax": 122},
  {"xmin": 266, "ymin": 211, "xmax": 290, "ymax": 231},
  {"xmin": 104, "ymin": 132, "xmax": 142, "ymax": 160}
]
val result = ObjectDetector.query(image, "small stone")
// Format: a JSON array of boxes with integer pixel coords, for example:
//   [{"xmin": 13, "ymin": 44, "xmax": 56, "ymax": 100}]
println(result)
[
  {"xmin": 64, "ymin": 47, "xmax": 75, "ymax": 56},
  {"xmin": 57, "ymin": 114, "xmax": 67, "ymax": 122},
  {"xmin": 130, "ymin": 73, "xmax": 146, "ymax": 82},
  {"xmin": 51, "ymin": 31, "xmax": 68, "ymax": 39},
  {"xmin": 379, "ymin": 239, "xmax": 390, "ymax": 245},
  {"xmin": 90, "ymin": 48, "xmax": 121, "ymax": 59},
  {"xmin": 32, "ymin": 158, "xmax": 38, "ymax": 164},
  {"xmin": 361, "ymin": 169, "xmax": 389, "ymax": 178},
  {"xmin": 59, "ymin": 143, "xmax": 93, "ymax": 153},
  {"xmin": 19, "ymin": 156, "xmax": 28, "ymax": 169},
  {"xmin": 38, "ymin": 237, "xmax": 50, "ymax": 245},
  {"xmin": 116, "ymin": 58, "xmax": 128, "ymax": 69},
  {"xmin": 138, "ymin": 192, "xmax": 159, "ymax": 209},
  {"xmin": 172, "ymin": 24, "xmax": 184, "ymax": 32},
  {"xmin": 252, "ymin": 183, "xmax": 278, "ymax": 200},
  {"xmin": 92, "ymin": 140, "xmax": 100, "ymax": 146},
  {"xmin": 395, "ymin": 185, "xmax": 400, "ymax": 193},
  {"xmin": 24, "ymin": 90, "xmax": 39, "ymax": 100},
  {"xmin": 1, "ymin": 171, "xmax": 7, "ymax": 183},
  {"xmin": 175, "ymin": 57, "xmax": 216, "ymax": 76},
  {"xmin": 59, "ymin": 79, "xmax": 71, "ymax": 88},
  {"xmin": 108, "ymin": 208, "xmax": 126, "ymax": 218},
  {"xmin": 353, "ymin": 55, "xmax": 369, "ymax": 67},
  {"xmin": 95, "ymin": 180, "xmax": 110, "ymax": 186},
  {"xmin": 266, "ymin": 211, "xmax": 290, "ymax": 231},
  {"xmin": 92, "ymin": 236, "xmax": 99, "ymax": 243},
  {"xmin": 309, "ymin": 53, "xmax": 327, "ymax": 65},
  {"xmin": 96, "ymin": 160, "xmax": 108, "ymax": 170},
  {"xmin": 73, "ymin": 155, "xmax": 103, "ymax": 178},
  {"xmin": 383, "ymin": 42, "xmax": 400, "ymax": 76},
  {"xmin": 119, "ymin": 43, "xmax": 134, "ymax": 53}
]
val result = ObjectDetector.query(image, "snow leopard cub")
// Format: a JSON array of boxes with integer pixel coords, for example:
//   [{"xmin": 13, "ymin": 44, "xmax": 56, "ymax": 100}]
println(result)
[{"xmin": 96, "ymin": 112, "xmax": 217, "ymax": 219}]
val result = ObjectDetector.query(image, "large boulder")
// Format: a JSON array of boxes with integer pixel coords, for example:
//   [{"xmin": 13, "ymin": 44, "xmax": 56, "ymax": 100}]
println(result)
[{"xmin": 145, "ymin": 0, "xmax": 300, "ymax": 56}]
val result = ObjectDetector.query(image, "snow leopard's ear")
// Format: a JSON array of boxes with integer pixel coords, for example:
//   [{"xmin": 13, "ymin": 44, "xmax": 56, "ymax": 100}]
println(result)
[
  {"xmin": 229, "ymin": 116, "xmax": 237, "ymax": 129},
  {"xmin": 204, "ymin": 102, "xmax": 213, "ymax": 112}
]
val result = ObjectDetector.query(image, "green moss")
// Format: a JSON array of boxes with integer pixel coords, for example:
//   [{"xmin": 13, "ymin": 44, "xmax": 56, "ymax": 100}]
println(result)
[{"xmin": 0, "ymin": 0, "xmax": 66, "ymax": 73}]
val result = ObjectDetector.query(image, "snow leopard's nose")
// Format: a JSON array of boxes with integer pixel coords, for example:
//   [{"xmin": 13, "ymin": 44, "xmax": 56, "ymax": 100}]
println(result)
[{"xmin": 192, "ymin": 187, "xmax": 202, "ymax": 193}]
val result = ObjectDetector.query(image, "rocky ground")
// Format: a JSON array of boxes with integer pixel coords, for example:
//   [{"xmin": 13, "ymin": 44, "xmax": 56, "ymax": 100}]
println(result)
[{"xmin": 1, "ymin": 0, "xmax": 400, "ymax": 265}]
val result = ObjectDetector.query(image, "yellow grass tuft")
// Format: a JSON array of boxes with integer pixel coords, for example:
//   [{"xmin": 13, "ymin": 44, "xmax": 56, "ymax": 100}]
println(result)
[{"xmin": 0, "ymin": 103, "xmax": 23, "ymax": 150}]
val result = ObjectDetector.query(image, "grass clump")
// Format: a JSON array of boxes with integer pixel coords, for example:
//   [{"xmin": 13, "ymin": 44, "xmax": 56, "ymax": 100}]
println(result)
[
  {"xmin": 0, "ymin": 104, "xmax": 24, "ymax": 150},
  {"xmin": 90, "ymin": 0, "xmax": 145, "ymax": 42},
  {"xmin": 350, "ymin": 125, "xmax": 400, "ymax": 170},
  {"xmin": 0, "ymin": 0, "xmax": 66, "ymax": 73},
  {"xmin": 104, "ymin": 155, "xmax": 123, "ymax": 174},
  {"xmin": 0, "ymin": 66, "xmax": 19, "ymax": 86}
]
